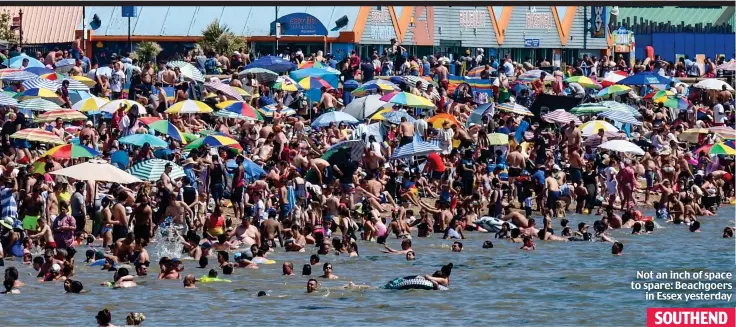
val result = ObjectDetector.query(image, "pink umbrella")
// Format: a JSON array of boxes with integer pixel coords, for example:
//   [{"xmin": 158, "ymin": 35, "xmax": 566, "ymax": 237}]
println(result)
[
  {"xmin": 542, "ymin": 109, "xmax": 582, "ymax": 125},
  {"xmin": 203, "ymin": 82, "xmax": 244, "ymax": 101}
]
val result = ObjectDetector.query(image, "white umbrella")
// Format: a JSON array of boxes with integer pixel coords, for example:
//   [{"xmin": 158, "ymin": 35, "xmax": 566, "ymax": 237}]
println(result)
[
  {"xmin": 693, "ymin": 79, "xmax": 734, "ymax": 91},
  {"xmin": 579, "ymin": 120, "xmax": 619, "ymax": 137},
  {"xmin": 167, "ymin": 60, "xmax": 205, "ymax": 83},
  {"xmin": 343, "ymin": 94, "xmax": 392, "ymax": 120},
  {"xmin": 239, "ymin": 67, "xmax": 278, "ymax": 84},
  {"xmin": 100, "ymin": 99, "xmax": 147, "ymax": 115},
  {"xmin": 50, "ymin": 159, "xmax": 142, "ymax": 184},
  {"xmin": 599, "ymin": 140, "xmax": 645, "ymax": 155},
  {"xmin": 203, "ymin": 82, "xmax": 244, "ymax": 101}
]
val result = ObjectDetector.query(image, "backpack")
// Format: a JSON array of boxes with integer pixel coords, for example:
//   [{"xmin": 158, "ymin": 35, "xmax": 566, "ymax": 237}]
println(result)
[{"xmin": 204, "ymin": 58, "xmax": 219, "ymax": 74}]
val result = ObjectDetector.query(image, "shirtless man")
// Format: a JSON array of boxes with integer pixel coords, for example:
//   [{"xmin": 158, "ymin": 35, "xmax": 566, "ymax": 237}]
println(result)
[
  {"xmin": 114, "ymin": 232, "xmax": 136, "ymax": 263},
  {"xmin": 161, "ymin": 164, "xmax": 175, "ymax": 192},
  {"xmin": 292, "ymin": 148, "xmax": 310, "ymax": 174},
  {"xmin": 260, "ymin": 215, "xmax": 284, "ymax": 248},
  {"xmin": 568, "ymin": 149, "xmax": 585, "ymax": 185},
  {"xmin": 506, "ymin": 145, "xmax": 526, "ymax": 201},
  {"xmin": 79, "ymin": 122, "xmax": 97, "ymax": 148},
  {"xmin": 163, "ymin": 192, "xmax": 194, "ymax": 229},
  {"xmin": 161, "ymin": 65, "xmax": 177, "ymax": 86},
  {"xmin": 310, "ymin": 157, "xmax": 333, "ymax": 186},
  {"xmin": 389, "ymin": 212, "xmax": 412, "ymax": 239},
  {"xmin": 20, "ymin": 185, "xmax": 44, "ymax": 235},
  {"xmin": 229, "ymin": 217, "xmax": 261, "ymax": 248},
  {"xmin": 668, "ymin": 193, "xmax": 685, "ymax": 223},
  {"xmin": 132, "ymin": 194, "xmax": 153, "ymax": 243},
  {"xmin": 356, "ymin": 174, "xmax": 395, "ymax": 212},
  {"xmin": 501, "ymin": 207, "xmax": 530, "ymax": 229},
  {"xmin": 544, "ymin": 171, "xmax": 561, "ymax": 217},
  {"xmin": 322, "ymin": 186, "xmax": 341, "ymax": 225},
  {"xmin": 111, "ymin": 192, "xmax": 130, "ymax": 243},
  {"xmin": 565, "ymin": 120, "xmax": 582, "ymax": 152},
  {"xmin": 319, "ymin": 87, "xmax": 337, "ymax": 111},
  {"xmin": 433, "ymin": 63, "xmax": 449, "ymax": 90},
  {"xmin": 398, "ymin": 117, "xmax": 414, "ymax": 146},
  {"xmin": 46, "ymin": 183, "xmax": 63, "ymax": 224},
  {"xmin": 29, "ymin": 217, "xmax": 55, "ymax": 248},
  {"xmin": 657, "ymin": 180, "xmax": 675, "ymax": 212}
]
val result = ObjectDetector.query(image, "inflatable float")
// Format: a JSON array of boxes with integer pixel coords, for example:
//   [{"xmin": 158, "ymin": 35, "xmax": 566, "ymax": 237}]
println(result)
[
  {"xmin": 199, "ymin": 276, "xmax": 232, "ymax": 283},
  {"xmin": 476, "ymin": 216, "xmax": 517, "ymax": 233},
  {"xmin": 381, "ymin": 276, "xmax": 448, "ymax": 291}
]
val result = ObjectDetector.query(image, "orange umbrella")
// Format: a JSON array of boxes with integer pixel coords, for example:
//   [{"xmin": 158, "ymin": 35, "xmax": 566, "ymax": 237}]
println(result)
[{"xmin": 427, "ymin": 113, "xmax": 461, "ymax": 129}]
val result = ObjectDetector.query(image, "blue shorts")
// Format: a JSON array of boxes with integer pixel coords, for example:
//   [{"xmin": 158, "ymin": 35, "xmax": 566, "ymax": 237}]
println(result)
[
  {"xmin": 13, "ymin": 139, "xmax": 30, "ymax": 149},
  {"xmin": 340, "ymin": 183, "xmax": 354, "ymax": 194},
  {"xmin": 431, "ymin": 170, "xmax": 443, "ymax": 180},
  {"xmin": 212, "ymin": 183, "xmax": 224, "ymax": 200},
  {"xmin": 645, "ymin": 171, "xmax": 655, "ymax": 188},
  {"xmin": 280, "ymin": 204, "xmax": 290, "ymax": 218}
]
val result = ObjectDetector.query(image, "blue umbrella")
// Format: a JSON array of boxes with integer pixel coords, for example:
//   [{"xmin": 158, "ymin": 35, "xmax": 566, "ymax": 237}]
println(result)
[
  {"xmin": 389, "ymin": 76, "xmax": 404, "ymax": 85},
  {"xmin": 2, "ymin": 55, "xmax": 45, "ymax": 68},
  {"xmin": 1, "ymin": 71, "xmax": 38, "ymax": 82},
  {"xmin": 23, "ymin": 67, "xmax": 54, "ymax": 75},
  {"xmin": 311, "ymin": 111, "xmax": 359, "ymax": 128},
  {"xmin": 21, "ymin": 78, "xmax": 59, "ymax": 91},
  {"xmin": 391, "ymin": 140, "xmax": 442, "ymax": 159},
  {"xmin": 243, "ymin": 159, "xmax": 267, "ymax": 181},
  {"xmin": 244, "ymin": 56, "xmax": 296, "ymax": 73},
  {"xmin": 467, "ymin": 103, "xmax": 493, "ymax": 127},
  {"xmin": 617, "ymin": 72, "xmax": 672, "ymax": 85},
  {"xmin": 110, "ymin": 150, "xmax": 130, "ymax": 169},
  {"xmin": 289, "ymin": 68, "xmax": 339, "ymax": 89},
  {"xmin": 119, "ymin": 134, "xmax": 168, "ymax": 148},
  {"xmin": 513, "ymin": 83, "xmax": 529, "ymax": 95},
  {"xmin": 382, "ymin": 110, "xmax": 415, "ymax": 125},
  {"xmin": 343, "ymin": 80, "xmax": 360, "ymax": 90}
]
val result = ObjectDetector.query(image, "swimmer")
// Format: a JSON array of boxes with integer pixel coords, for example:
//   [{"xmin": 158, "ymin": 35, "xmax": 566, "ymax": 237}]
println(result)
[
  {"xmin": 382, "ymin": 239, "xmax": 412, "ymax": 255},
  {"xmin": 451, "ymin": 241, "xmax": 463, "ymax": 252},
  {"xmin": 183, "ymin": 274, "xmax": 196, "ymax": 288},
  {"xmin": 406, "ymin": 250, "xmax": 416, "ymax": 261},
  {"xmin": 422, "ymin": 263, "xmax": 453, "ymax": 290},
  {"xmin": 306, "ymin": 278, "xmax": 319, "ymax": 293},
  {"xmin": 95, "ymin": 309, "xmax": 116, "ymax": 327},
  {"xmin": 64, "ymin": 279, "xmax": 86, "ymax": 293},
  {"xmin": 723, "ymin": 227, "xmax": 734, "ymax": 238},
  {"xmin": 283, "ymin": 261, "xmax": 295, "ymax": 276},
  {"xmin": 508, "ymin": 228, "xmax": 523, "ymax": 243},
  {"xmin": 482, "ymin": 241, "xmax": 494, "ymax": 248},
  {"xmin": 611, "ymin": 242, "xmax": 624, "ymax": 256},
  {"xmin": 689, "ymin": 221, "xmax": 701, "ymax": 233},
  {"xmin": 537, "ymin": 229, "xmax": 568, "ymax": 242},
  {"xmin": 320, "ymin": 263, "xmax": 339, "ymax": 279},
  {"xmin": 520, "ymin": 236, "xmax": 535, "ymax": 250},
  {"xmin": 126, "ymin": 313, "xmax": 146, "ymax": 326},
  {"xmin": 302, "ymin": 264, "xmax": 312, "ymax": 276}
]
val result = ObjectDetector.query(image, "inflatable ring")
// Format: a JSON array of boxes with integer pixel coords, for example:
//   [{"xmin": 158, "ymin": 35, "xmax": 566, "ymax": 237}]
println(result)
[
  {"xmin": 476, "ymin": 216, "xmax": 517, "ymax": 233},
  {"xmin": 381, "ymin": 276, "xmax": 448, "ymax": 291}
]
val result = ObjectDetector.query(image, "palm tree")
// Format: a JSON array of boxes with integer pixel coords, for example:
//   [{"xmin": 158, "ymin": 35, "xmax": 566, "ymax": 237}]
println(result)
[
  {"xmin": 132, "ymin": 41, "xmax": 162, "ymax": 63},
  {"xmin": 198, "ymin": 19, "xmax": 246, "ymax": 56}
]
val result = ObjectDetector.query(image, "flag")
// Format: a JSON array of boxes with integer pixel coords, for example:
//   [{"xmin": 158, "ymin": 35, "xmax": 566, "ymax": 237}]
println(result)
[
  {"xmin": 515, "ymin": 121, "xmax": 529, "ymax": 143},
  {"xmin": 447, "ymin": 75, "xmax": 493, "ymax": 97}
]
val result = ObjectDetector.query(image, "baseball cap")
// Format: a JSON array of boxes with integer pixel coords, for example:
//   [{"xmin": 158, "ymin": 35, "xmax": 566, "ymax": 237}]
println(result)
[
  {"xmin": 552, "ymin": 164, "xmax": 561, "ymax": 171},
  {"xmin": 51, "ymin": 263, "xmax": 61, "ymax": 273}
]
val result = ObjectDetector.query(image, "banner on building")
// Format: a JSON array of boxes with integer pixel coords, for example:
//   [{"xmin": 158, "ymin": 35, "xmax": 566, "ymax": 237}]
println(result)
[
  {"xmin": 614, "ymin": 27, "xmax": 633, "ymax": 53},
  {"xmin": 448, "ymin": 75, "xmax": 493, "ymax": 98},
  {"xmin": 590, "ymin": 6, "xmax": 606, "ymax": 38}
]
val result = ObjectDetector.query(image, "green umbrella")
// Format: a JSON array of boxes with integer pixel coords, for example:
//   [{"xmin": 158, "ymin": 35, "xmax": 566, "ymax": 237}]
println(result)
[{"xmin": 127, "ymin": 159, "xmax": 186, "ymax": 181}]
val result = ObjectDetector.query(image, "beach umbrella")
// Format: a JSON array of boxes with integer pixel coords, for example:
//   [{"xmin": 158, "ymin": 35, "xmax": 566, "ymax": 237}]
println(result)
[
  {"xmin": 216, "ymin": 101, "xmax": 262, "ymax": 120},
  {"xmin": 21, "ymin": 78, "xmax": 60, "ymax": 91},
  {"xmin": 497, "ymin": 102, "xmax": 534, "ymax": 116},
  {"xmin": 600, "ymin": 71, "xmax": 628, "ymax": 87},
  {"xmin": 343, "ymin": 94, "xmax": 392, "ymax": 120},
  {"xmin": 245, "ymin": 56, "xmax": 297, "ymax": 73},
  {"xmin": 565, "ymin": 76, "xmax": 600, "ymax": 89},
  {"xmin": 311, "ymin": 111, "xmax": 359, "ymax": 128},
  {"xmin": 95, "ymin": 67, "xmax": 113, "ymax": 78},
  {"xmin": 678, "ymin": 128, "xmax": 709, "ymax": 143},
  {"xmin": 51, "ymin": 159, "xmax": 142, "ymax": 184},
  {"xmin": 661, "ymin": 96, "xmax": 690, "ymax": 110},
  {"xmin": 184, "ymin": 134, "xmax": 242, "ymax": 151},
  {"xmin": 298, "ymin": 77, "xmax": 332, "ymax": 91},
  {"xmin": 2, "ymin": 55, "xmax": 44, "ymax": 68},
  {"xmin": 167, "ymin": 61, "xmax": 205, "ymax": 82},
  {"xmin": 138, "ymin": 117, "xmax": 161, "ymax": 125},
  {"xmin": 617, "ymin": 72, "xmax": 672, "ymax": 85},
  {"xmin": 596, "ymin": 85, "xmax": 631, "ymax": 97},
  {"xmin": 351, "ymin": 80, "xmax": 400, "ymax": 97},
  {"xmin": 232, "ymin": 87, "xmax": 251, "ymax": 97},
  {"xmin": 597, "ymin": 110, "xmax": 641, "ymax": 126},
  {"xmin": 709, "ymin": 126, "xmax": 736, "ymax": 140},
  {"xmin": 517, "ymin": 69, "xmax": 554, "ymax": 82},
  {"xmin": 570, "ymin": 102, "xmax": 612, "ymax": 115},
  {"xmin": 99, "ymin": 99, "xmax": 146, "ymax": 115},
  {"xmin": 467, "ymin": 66, "xmax": 495, "ymax": 78},
  {"xmin": 1, "ymin": 71, "xmax": 38, "ymax": 82},
  {"xmin": 0, "ymin": 68, "xmax": 23, "ymax": 77},
  {"xmin": 693, "ymin": 79, "xmax": 734, "ymax": 91},
  {"xmin": 34, "ymin": 109, "xmax": 87, "ymax": 123},
  {"xmin": 147, "ymin": 120, "xmax": 187, "ymax": 143},
  {"xmin": 18, "ymin": 98, "xmax": 62, "ymax": 112},
  {"xmin": 599, "ymin": 101, "xmax": 641, "ymax": 117},
  {"xmin": 717, "ymin": 61, "xmax": 736, "ymax": 71},
  {"xmin": 23, "ymin": 67, "xmax": 53, "ymax": 75},
  {"xmin": 0, "ymin": 93, "xmax": 18, "ymax": 107},
  {"xmin": 258, "ymin": 105, "xmax": 296, "ymax": 118},
  {"xmin": 43, "ymin": 144, "xmax": 100, "ymax": 159},
  {"xmin": 391, "ymin": 140, "xmax": 442, "ymax": 159},
  {"xmin": 10, "ymin": 128, "xmax": 65, "ymax": 144},
  {"xmin": 289, "ymin": 68, "xmax": 340, "ymax": 88},
  {"xmin": 72, "ymin": 96, "xmax": 110, "ymax": 112},
  {"xmin": 542, "ymin": 109, "xmax": 582, "ymax": 125},
  {"xmin": 648, "ymin": 90, "xmax": 675, "ymax": 102},
  {"xmin": 272, "ymin": 76, "xmax": 303, "ymax": 92},
  {"xmin": 62, "ymin": 78, "xmax": 90, "ymax": 92},
  {"xmin": 14, "ymin": 88, "xmax": 63, "ymax": 103},
  {"xmin": 487, "ymin": 133, "xmax": 509, "ymax": 145},
  {"xmin": 119, "ymin": 134, "xmax": 168, "ymax": 148},
  {"xmin": 343, "ymin": 80, "xmax": 361, "ymax": 91},
  {"xmin": 709, "ymin": 143, "xmax": 736, "ymax": 155},
  {"xmin": 238, "ymin": 67, "xmax": 278, "ymax": 84},
  {"xmin": 203, "ymin": 82, "xmax": 244, "ymax": 101},
  {"xmin": 579, "ymin": 120, "xmax": 619, "ymax": 137},
  {"xmin": 54, "ymin": 59, "xmax": 77, "ymax": 73},
  {"xmin": 215, "ymin": 110, "xmax": 253, "ymax": 120},
  {"xmin": 165, "ymin": 100, "xmax": 213, "ymax": 114},
  {"xmin": 324, "ymin": 140, "xmax": 366, "ymax": 163},
  {"xmin": 382, "ymin": 110, "xmax": 416, "ymax": 125},
  {"xmin": 71, "ymin": 76, "xmax": 96, "ymax": 87},
  {"xmin": 297, "ymin": 61, "xmax": 328, "ymax": 69},
  {"xmin": 466, "ymin": 103, "xmax": 493, "ymax": 127},
  {"xmin": 39, "ymin": 72, "xmax": 67, "ymax": 81},
  {"xmin": 127, "ymin": 159, "xmax": 186, "ymax": 182},
  {"xmin": 599, "ymin": 140, "xmax": 645, "ymax": 155},
  {"xmin": 427, "ymin": 113, "xmax": 460, "ymax": 128},
  {"xmin": 369, "ymin": 107, "xmax": 394, "ymax": 121},
  {"xmin": 403, "ymin": 76, "xmax": 440, "ymax": 100},
  {"xmin": 242, "ymin": 159, "xmax": 267, "ymax": 181},
  {"xmin": 694, "ymin": 144, "xmax": 714, "ymax": 156},
  {"xmin": 380, "ymin": 91, "xmax": 435, "ymax": 109}
]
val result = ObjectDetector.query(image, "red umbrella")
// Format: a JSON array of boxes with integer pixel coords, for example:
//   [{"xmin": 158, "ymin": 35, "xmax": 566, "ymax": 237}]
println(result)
[{"xmin": 600, "ymin": 71, "xmax": 628, "ymax": 88}]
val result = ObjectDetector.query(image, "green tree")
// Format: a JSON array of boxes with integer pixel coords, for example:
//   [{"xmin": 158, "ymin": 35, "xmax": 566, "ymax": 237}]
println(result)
[
  {"xmin": 0, "ymin": 10, "xmax": 17, "ymax": 43},
  {"xmin": 198, "ymin": 19, "xmax": 246, "ymax": 56},
  {"xmin": 131, "ymin": 41, "xmax": 162, "ymax": 63}
]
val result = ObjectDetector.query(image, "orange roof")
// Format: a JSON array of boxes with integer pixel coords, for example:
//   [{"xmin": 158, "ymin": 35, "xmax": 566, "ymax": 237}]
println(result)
[{"xmin": 3, "ymin": 6, "xmax": 82, "ymax": 44}]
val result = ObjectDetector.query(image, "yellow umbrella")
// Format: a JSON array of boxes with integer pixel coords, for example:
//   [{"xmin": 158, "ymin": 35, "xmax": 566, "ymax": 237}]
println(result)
[
  {"xmin": 71, "ymin": 76, "xmax": 97, "ymax": 87},
  {"xmin": 99, "ymin": 99, "xmax": 146, "ymax": 115},
  {"xmin": 71, "ymin": 96, "xmax": 110, "ymax": 112},
  {"xmin": 165, "ymin": 100, "xmax": 213, "ymax": 114},
  {"xmin": 232, "ymin": 87, "xmax": 251, "ymax": 97},
  {"xmin": 578, "ymin": 120, "xmax": 618, "ymax": 137},
  {"xmin": 369, "ymin": 108, "xmax": 394, "ymax": 121}
]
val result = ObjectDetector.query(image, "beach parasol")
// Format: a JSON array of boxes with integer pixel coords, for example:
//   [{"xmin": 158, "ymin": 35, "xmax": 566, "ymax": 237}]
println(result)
[
  {"xmin": 487, "ymin": 133, "xmax": 510, "ymax": 145},
  {"xmin": 72, "ymin": 96, "xmax": 110, "ymax": 112},
  {"xmin": 10, "ymin": 128, "xmax": 65, "ymax": 144},
  {"xmin": 343, "ymin": 94, "xmax": 392, "ymax": 120},
  {"xmin": 99, "ymin": 99, "xmax": 146, "ymax": 115},
  {"xmin": 167, "ymin": 61, "xmax": 205, "ymax": 82},
  {"xmin": 324, "ymin": 140, "xmax": 366, "ymax": 163},
  {"xmin": 311, "ymin": 111, "xmax": 359, "ymax": 128},
  {"xmin": 242, "ymin": 159, "xmax": 267, "ymax": 181},
  {"xmin": 379, "ymin": 91, "xmax": 435, "ymax": 109},
  {"xmin": 391, "ymin": 140, "xmax": 442, "ymax": 159},
  {"xmin": 517, "ymin": 69, "xmax": 555, "ymax": 82},
  {"xmin": 203, "ymin": 82, "xmax": 244, "ymax": 101},
  {"xmin": 2, "ymin": 55, "xmax": 44, "ymax": 68},
  {"xmin": 596, "ymin": 85, "xmax": 631, "ymax": 98},
  {"xmin": 617, "ymin": 72, "xmax": 671, "ymax": 85},
  {"xmin": 599, "ymin": 101, "xmax": 641, "ymax": 117},
  {"xmin": 44, "ymin": 144, "xmax": 100, "ymax": 159},
  {"xmin": 565, "ymin": 76, "xmax": 601, "ymax": 89},
  {"xmin": 678, "ymin": 128, "xmax": 709, "ymax": 143},
  {"xmin": 542, "ymin": 109, "xmax": 582, "ymax": 125},
  {"xmin": 50, "ymin": 159, "xmax": 142, "ymax": 184},
  {"xmin": 382, "ymin": 110, "xmax": 416, "ymax": 125},
  {"xmin": 351, "ymin": 80, "xmax": 400, "ymax": 97},
  {"xmin": 21, "ymin": 78, "xmax": 60, "ymax": 91},
  {"xmin": 497, "ymin": 102, "xmax": 534, "ymax": 116},
  {"xmin": 119, "ymin": 134, "xmax": 168, "ymax": 148},
  {"xmin": 709, "ymin": 143, "xmax": 736, "ymax": 155},
  {"xmin": 54, "ymin": 59, "xmax": 77, "ymax": 73},
  {"xmin": 258, "ymin": 105, "xmax": 296, "ymax": 118},
  {"xmin": 570, "ymin": 102, "xmax": 613, "ymax": 115},
  {"xmin": 579, "ymin": 120, "xmax": 619, "ymax": 137},
  {"xmin": 184, "ymin": 134, "xmax": 242, "ymax": 152},
  {"xmin": 61, "ymin": 78, "xmax": 90, "ymax": 92},
  {"xmin": 427, "ymin": 113, "xmax": 460, "ymax": 128},
  {"xmin": 600, "ymin": 71, "xmax": 628, "ymax": 87},
  {"xmin": 34, "ymin": 109, "xmax": 87, "ymax": 123},
  {"xmin": 165, "ymin": 100, "xmax": 213, "ymax": 114},
  {"xmin": 147, "ymin": 120, "xmax": 187, "ymax": 144},
  {"xmin": 297, "ymin": 61, "xmax": 328, "ymax": 69},
  {"xmin": 238, "ymin": 67, "xmax": 278, "ymax": 84},
  {"xmin": 597, "ymin": 110, "xmax": 642, "ymax": 126},
  {"xmin": 245, "ymin": 56, "xmax": 297, "ymax": 73},
  {"xmin": 1, "ymin": 71, "xmax": 38, "ymax": 82},
  {"xmin": 648, "ymin": 90, "xmax": 675, "ymax": 102},
  {"xmin": 71, "ymin": 76, "xmax": 97, "ymax": 87},
  {"xmin": 716, "ymin": 61, "xmax": 736, "ymax": 71},
  {"xmin": 0, "ymin": 93, "xmax": 18, "ymax": 107},
  {"xmin": 127, "ymin": 159, "xmax": 186, "ymax": 182},
  {"xmin": 232, "ymin": 87, "xmax": 251, "ymax": 98},
  {"xmin": 18, "ymin": 98, "xmax": 62, "ymax": 112},
  {"xmin": 403, "ymin": 76, "xmax": 440, "ymax": 100},
  {"xmin": 467, "ymin": 66, "xmax": 495, "ymax": 78},
  {"xmin": 14, "ymin": 88, "xmax": 63, "ymax": 103},
  {"xmin": 216, "ymin": 101, "xmax": 262, "ymax": 120},
  {"xmin": 598, "ymin": 140, "xmax": 645, "ymax": 155},
  {"xmin": 272, "ymin": 76, "xmax": 303, "ymax": 92},
  {"xmin": 298, "ymin": 77, "xmax": 332, "ymax": 91},
  {"xmin": 709, "ymin": 126, "xmax": 736, "ymax": 140},
  {"xmin": 693, "ymin": 79, "xmax": 733, "ymax": 91},
  {"xmin": 660, "ymin": 96, "xmax": 690, "ymax": 110},
  {"xmin": 39, "ymin": 72, "xmax": 67, "ymax": 81},
  {"xmin": 23, "ymin": 67, "xmax": 53, "ymax": 75}
]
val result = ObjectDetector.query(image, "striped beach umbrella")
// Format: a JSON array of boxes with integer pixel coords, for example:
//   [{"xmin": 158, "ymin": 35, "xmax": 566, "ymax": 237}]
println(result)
[
  {"xmin": 216, "ymin": 101, "xmax": 262, "ymax": 120},
  {"xmin": 62, "ymin": 78, "xmax": 91, "ymax": 91},
  {"xmin": 600, "ymin": 71, "xmax": 629, "ymax": 87},
  {"xmin": 391, "ymin": 140, "xmax": 442, "ymax": 159},
  {"xmin": 467, "ymin": 66, "xmax": 494, "ymax": 78},
  {"xmin": 353, "ymin": 80, "xmax": 399, "ymax": 95},
  {"xmin": 709, "ymin": 126, "xmax": 736, "ymax": 140},
  {"xmin": 232, "ymin": 87, "xmax": 251, "ymax": 97},
  {"xmin": 298, "ymin": 77, "xmax": 332, "ymax": 91},
  {"xmin": 297, "ymin": 61, "xmax": 328, "ymax": 69},
  {"xmin": 579, "ymin": 120, "xmax": 619, "ymax": 137},
  {"xmin": 44, "ymin": 144, "xmax": 100, "ymax": 159},
  {"xmin": 127, "ymin": 159, "xmax": 186, "ymax": 182},
  {"xmin": 258, "ymin": 105, "xmax": 296, "ymax": 118},
  {"xmin": 54, "ymin": 59, "xmax": 77, "ymax": 73},
  {"xmin": 0, "ymin": 68, "xmax": 25, "ymax": 78},
  {"xmin": 0, "ymin": 93, "xmax": 19, "ymax": 107},
  {"xmin": 596, "ymin": 85, "xmax": 631, "ymax": 97},
  {"xmin": 717, "ymin": 61, "xmax": 736, "ymax": 71},
  {"xmin": 542, "ymin": 109, "xmax": 582, "ymax": 125},
  {"xmin": 72, "ymin": 96, "xmax": 110, "ymax": 112},
  {"xmin": 517, "ymin": 69, "xmax": 554, "ymax": 82},
  {"xmin": 15, "ymin": 88, "xmax": 62, "ymax": 103},
  {"xmin": 599, "ymin": 101, "xmax": 641, "ymax": 117},
  {"xmin": 203, "ymin": 82, "xmax": 244, "ymax": 101},
  {"xmin": 119, "ymin": 134, "xmax": 169, "ymax": 148},
  {"xmin": 34, "ymin": 109, "xmax": 87, "ymax": 123},
  {"xmin": 71, "ymin": 76, "xmax": 96, "ymax": 87},
  {"xmin": 379, "ymin": 91, "xmax": 435, "ymax": 109},
  {"xmin": 165, "ymin": 100, "xmax": 213, "ymax": 114},
  {"xmin": 147, "ymin": 120, "xmax": 187, "ymax": 144},
  {"xmin": 497, "ymin": 102, "xmax": 534, "ymax": 116},
  {"xmin": 1, "ymin": 70, "xmax": 38, "ymax": 82},
  {"xmin": 21, "ymin": 78, "xmax": 59, "ymax": 91},
  {"xmin": 19, "ymin": 98, "xmax": 62, "ymax": 112},
  {"xmin": 100, "ymin": 99, "xmax": 146, "ymax": 115},
  {"xmin": 598, "ymin": 110, "xmax": 642, "ymax": 126},
  {"xmin": 215, "ymin": 110, "xmax": 253, "ymax": 120},
  {"xmin": 10, "ymin": 128, "xmax": 65, "ymax": 144},
  {"xmin": 184, "ymin": 134, "xmax": 242, "ymax": 152},
  {"xmin": 311, "ymin": 111, "xmax": 359, "ymax": 128},
  {"xmin": 40, "ymin": 72, "xmax": 67, "ymax": 81},
  {"xmin": 238, "ymin": 67, "xmax": 278, "ymax": 84},
  {"xmin": 167, "ymin": 61, "xmax": 205, "ymax": 82},
  {"xmin": 570, "ymin": 102, "xmax": 612, "ymax": 115},
  {"xmin": 23, "ymin": 67, "xmax": 54, "ymax": 75}
]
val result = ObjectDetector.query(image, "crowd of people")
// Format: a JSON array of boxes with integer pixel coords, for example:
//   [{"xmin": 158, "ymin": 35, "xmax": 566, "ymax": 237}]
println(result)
[{"xmin": 0, "ymin": 38, "xmax": 734, "ymax": 325}]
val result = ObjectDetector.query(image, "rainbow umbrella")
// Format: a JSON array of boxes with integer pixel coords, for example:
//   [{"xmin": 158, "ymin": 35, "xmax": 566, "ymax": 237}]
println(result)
[
  {"xmin": 661, "ymin": 96, "xmax": 690, "ymax": 110},
  {"xmin": 596, "ymin": 85, "xmax": 632, "ymax": 97},
  {"xmin": 298, "ymin": 77, "xmax": 332, "ymax": 91},
  {"xmin": 216, "ymin": 101, "xmax": 262, "ymax": 120},
  {"xmin": 165, "ymin": 100, "xmax": 213, "ymax": 114},
  {"xmin": 273, "ymin": 76, "xmax": 303, "ymax": 92},
  {"xmin": 298, "ymin": 61, "xmax": 328, "ymax": 69},
  {"xmin": 258, "ymin": 105, "xmax": 296, "ymax": 118},
  {"xmin": 72, "ymin": 96, "xmax": 110, "ymax": 112},
  {"xmin": 99, "ymin": 99, "xmax": 147, "ymax": 115},
  {"xmin": 710, "ymin": 143, "xmax": 736, "ymax": 155},
  {"xmin": 565, "ymin": 76, "xmax": 601, "ymax": 89},
  {"xmin": 44, "ymin": 144, "xmax": 100, "ymax": 159},
  {"xmin": 40, "ymin": 72, "xmax": 67, "ymax": 81},
  {"xmin": 379, "ymin": 91, "xmax": 435, "ymax": 109},
  {"xmin": 648, "ymin": 90, "xmax": 675, "ymax": 102},
  {"xmin": 184, "ymin": 134, "xmax": 242, "ymax": 152},
  {"xmin": 369, "ymin": 107, "xmax": 394, "ymax": 121},
  {"xmin": 34, "ymin": 109, "xmax": 87, "ymax": 123},
  {"xmin": 14, "ymin": 88, "xmax": 63, "ymax": 103},
  {"xmin": 147, "ymin": 120, "xmax": 187, "ymax": 144},
  {"xmin": 352, "ymin": 80, "xmax": 399, "ymax": 97},
  {"xmin": 10, "ymin": 128, "xmax": 65, "ymax": 145},
  {"xmin": 71, "ymin": 76, "xmax": 96, "ymax": 87}
]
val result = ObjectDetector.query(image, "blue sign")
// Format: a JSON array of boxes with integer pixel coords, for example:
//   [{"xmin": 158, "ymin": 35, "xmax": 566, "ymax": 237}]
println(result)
[
  {"xmin": 270, "ymin": 13, "xmax": 328, "ymax": 36},
  {"xmin": 524, "ymin": 39, "xmax": 540, "ymax": 48},
  {"xmin": 121, "ymin": 6, "xmax": 137, "ymax": 18},
  {"xmin": 590, "ymin": 6, "xmax": 607, "ymax": 38}
]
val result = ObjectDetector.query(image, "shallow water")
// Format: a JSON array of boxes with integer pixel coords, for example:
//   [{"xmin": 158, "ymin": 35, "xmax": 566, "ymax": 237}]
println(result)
[{"xmin": 1, "ymin": 208, "xmax": 734, "ymax": 327}]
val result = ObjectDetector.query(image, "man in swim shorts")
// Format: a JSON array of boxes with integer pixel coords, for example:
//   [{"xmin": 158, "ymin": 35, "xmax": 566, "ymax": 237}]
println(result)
[
  {"xmin": 20, "ymin": 185, "xmax": 43, "ymax": 234},
  {"xmin": 544, "ymin": 170, "xmax": 561, "ymax": 217},
  {"xmin": 505, "ymin": 145, "xmax": 526, "ymax": 201}
]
